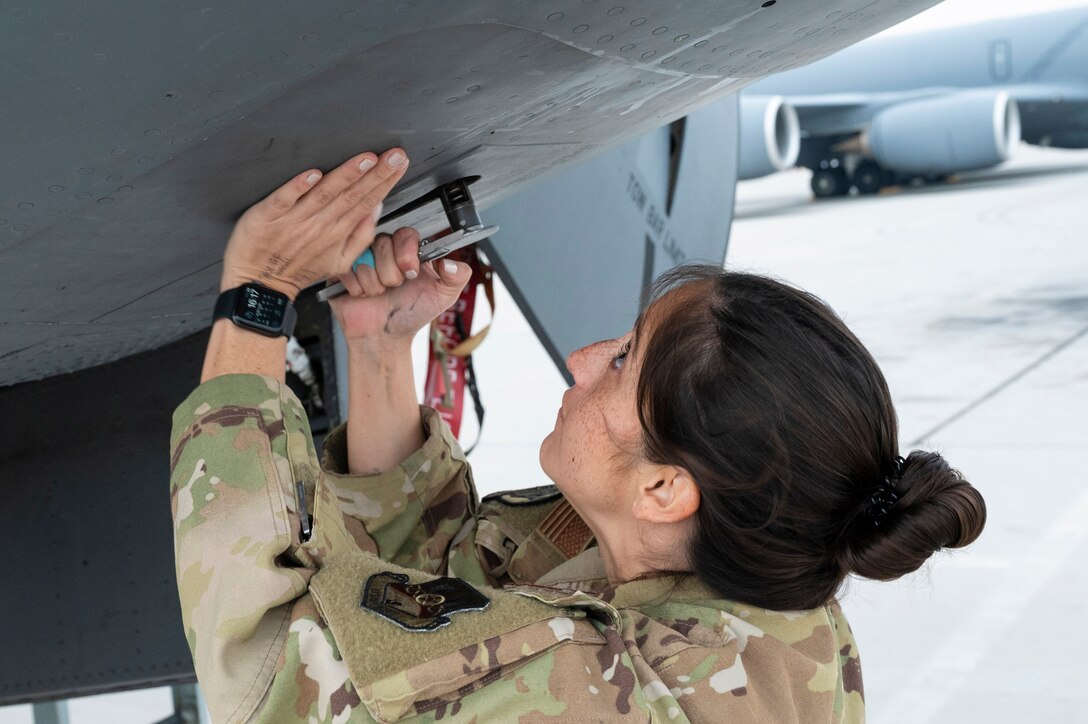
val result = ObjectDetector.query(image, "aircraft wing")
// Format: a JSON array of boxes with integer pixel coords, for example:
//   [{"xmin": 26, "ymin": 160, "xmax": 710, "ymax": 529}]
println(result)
[
  {"xmin": 1003, "ymin": 83, "xmax": 1088, "ymax": 105},
  {"xmin": 737, "ymin": 8, "xmax": 1088, "ymax": 192},
  {"xmin": 787, "ymin": 94, "xmax": 894, "ymax": 137},
  {"xmin": 784, "ymin": 83, "xmax": 1088, "ymax": 137},
  {"xmin": 0, "ymin": 0, "xmax": 943, "ymax": 388}
]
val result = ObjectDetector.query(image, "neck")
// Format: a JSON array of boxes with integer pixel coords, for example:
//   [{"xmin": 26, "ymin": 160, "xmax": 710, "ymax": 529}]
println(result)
[{"xmin": 594, "ymin": 518, "xmax": 691, "ymax": 584}]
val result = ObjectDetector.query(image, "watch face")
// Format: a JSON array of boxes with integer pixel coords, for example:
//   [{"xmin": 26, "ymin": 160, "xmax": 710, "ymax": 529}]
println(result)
[{"xmin": 233, "ymin": 284, "xmax": 288, "ymax": 334}]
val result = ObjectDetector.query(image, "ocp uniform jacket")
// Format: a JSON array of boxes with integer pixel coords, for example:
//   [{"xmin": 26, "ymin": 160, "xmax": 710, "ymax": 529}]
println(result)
[{"xmin": 170, "ymin": 374, "xmax": 865, "ymax": 723}]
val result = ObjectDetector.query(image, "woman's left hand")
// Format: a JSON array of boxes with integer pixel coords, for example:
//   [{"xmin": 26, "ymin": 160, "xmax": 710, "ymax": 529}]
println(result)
[{"xmin": 219, "ymin": 148, "xmax": 410, "ymax": 299}]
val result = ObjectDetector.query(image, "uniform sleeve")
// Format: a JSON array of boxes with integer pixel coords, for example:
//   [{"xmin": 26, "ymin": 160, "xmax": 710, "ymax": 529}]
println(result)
[
  {"xmin": 319, "ymin": 407, "xmax": 480, "ymax": 575},
  {"xmin": 170, "ymin": 375, "xmax": 485, "ymax": 722},
  {"xmin": 169, "ymin": 374, "xmax": 322, "ymax": 724}
]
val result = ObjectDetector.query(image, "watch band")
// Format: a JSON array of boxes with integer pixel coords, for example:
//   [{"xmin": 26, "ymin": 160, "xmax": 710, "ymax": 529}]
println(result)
[
  {"xmin": 212, "ymin": 286, "xmax": 240, "ymax": 324},
  {"xmin": 213, "ymin": 283, "xmax": 297, "ymax": 338}
]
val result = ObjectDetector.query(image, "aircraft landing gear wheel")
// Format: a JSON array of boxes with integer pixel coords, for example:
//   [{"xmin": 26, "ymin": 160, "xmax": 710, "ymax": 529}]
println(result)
[
  {"xmin": 852, "ymin": 161, "xmax": 884, "ymax": 195},
  {"xmin": 811, "ymin": 168, "xmax": 848, "ymax": 198}
]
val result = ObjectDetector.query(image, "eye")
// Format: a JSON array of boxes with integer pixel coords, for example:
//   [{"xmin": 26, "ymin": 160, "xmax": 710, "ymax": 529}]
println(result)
[{"xmin": 611, "ymin": 340, "xmax": 631, "ymax": 370}]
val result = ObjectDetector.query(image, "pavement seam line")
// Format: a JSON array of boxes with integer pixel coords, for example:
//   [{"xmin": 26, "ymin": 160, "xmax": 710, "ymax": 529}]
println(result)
[{"xmin": 909, "ymin": 321, "xmax": 1088, "ymax": 446}]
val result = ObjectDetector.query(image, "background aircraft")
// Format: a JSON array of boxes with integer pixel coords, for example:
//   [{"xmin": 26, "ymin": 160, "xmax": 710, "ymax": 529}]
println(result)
[
  {"xmin": 735, "ymin": 6, "xmax": 1088, "ymax": 197},
  {"xmin": 0, "ymin": 0, "xmax": 942, "ymax": 716}
]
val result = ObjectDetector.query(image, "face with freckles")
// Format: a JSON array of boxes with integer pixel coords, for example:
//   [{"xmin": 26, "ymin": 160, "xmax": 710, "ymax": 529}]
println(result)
[
  {"xmin": 539, "ymin": 286, "xmax": 703, "ymax": 580},
  {"xmin": 539, "ymin": 290, "xmax": 678, "ymax": 529},
  {"xmin": 538, "ymin": 328, "xmax": 642, "ymax": 522}
]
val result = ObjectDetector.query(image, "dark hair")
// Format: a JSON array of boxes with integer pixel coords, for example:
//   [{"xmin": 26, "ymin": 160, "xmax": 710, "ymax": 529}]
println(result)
[{"xmin": 635, "ymin": 265, "xmax": 986, "ymax": 610}]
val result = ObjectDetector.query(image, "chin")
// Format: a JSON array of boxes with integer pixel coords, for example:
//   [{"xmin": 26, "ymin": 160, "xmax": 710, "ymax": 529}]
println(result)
[{"xmin": 538, "ymin": 433, "xmax": 556, "ymax": 482}]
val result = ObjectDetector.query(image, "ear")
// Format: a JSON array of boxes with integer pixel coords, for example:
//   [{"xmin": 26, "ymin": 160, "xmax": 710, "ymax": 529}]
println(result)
[{"xmin": 631, "ymin": 467, "xmax": 701, "ymax": 524}]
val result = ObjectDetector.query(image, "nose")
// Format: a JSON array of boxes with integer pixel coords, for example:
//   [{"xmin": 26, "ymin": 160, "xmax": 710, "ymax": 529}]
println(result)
[{"xmin": 565, "ymin": 339, "xmax": 615, "ymax": 386}]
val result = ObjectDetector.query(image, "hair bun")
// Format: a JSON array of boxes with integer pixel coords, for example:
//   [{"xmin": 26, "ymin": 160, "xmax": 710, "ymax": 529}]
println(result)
[{"xmin": 838, "ymin": 451, "xmax": 986, "ymax": 581}]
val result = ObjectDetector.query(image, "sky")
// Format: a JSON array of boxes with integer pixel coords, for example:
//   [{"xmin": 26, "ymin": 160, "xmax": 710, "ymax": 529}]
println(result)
[{"xmin": 881, "ymin": 0, "xmax": 1087, "ymax": 35}]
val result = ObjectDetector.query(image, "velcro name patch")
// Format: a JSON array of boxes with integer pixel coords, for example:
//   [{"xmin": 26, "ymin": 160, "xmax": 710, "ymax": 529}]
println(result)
[{"xmin": 361, "ymin": 571, "xmax": 490, "ymax": 631}]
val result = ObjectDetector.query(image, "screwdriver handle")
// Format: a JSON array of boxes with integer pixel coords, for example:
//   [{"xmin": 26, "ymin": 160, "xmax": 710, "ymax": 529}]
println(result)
[{"xmin": 352, "ymin": 249, "xmax": 376, "ymax": 270}]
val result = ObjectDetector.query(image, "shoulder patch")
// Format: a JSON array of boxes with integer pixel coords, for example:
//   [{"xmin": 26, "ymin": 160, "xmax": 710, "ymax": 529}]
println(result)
[
  {"xmin": 361, "ymin": 572, "xmax": 490, "ymax": 631},
  {"xmin": 483, "ymin": 484, "xmax": 563, "ymax": 507}
]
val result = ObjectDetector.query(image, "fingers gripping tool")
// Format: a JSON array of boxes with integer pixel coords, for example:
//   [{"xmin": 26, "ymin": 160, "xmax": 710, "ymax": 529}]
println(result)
[{"xmin": 317, "ymin": 179, "xmax": 497, "ymax": 303}]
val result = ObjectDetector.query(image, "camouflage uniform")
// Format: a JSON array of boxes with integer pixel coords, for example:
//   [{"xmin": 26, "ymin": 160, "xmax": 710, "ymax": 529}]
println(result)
[{"xmin": 170, "ymin": 375, "xmax": 865, "ymax": 723}]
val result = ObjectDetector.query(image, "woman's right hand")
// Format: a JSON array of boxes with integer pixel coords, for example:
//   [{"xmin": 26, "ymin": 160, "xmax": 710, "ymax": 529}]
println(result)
[{"xmin": 328, "ymin": 226, "xmax": 474, "ymax": 347}]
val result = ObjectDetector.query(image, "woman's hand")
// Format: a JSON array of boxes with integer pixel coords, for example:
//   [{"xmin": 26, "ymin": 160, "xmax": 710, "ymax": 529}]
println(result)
[
  {"xmin": 329, "ymin": 227, "xmax": 474, "ymax": 346},
  {"xmin": 219, "ymin": 148, "xmax": 410, "ymax": 299},
  {"xmin": 330, "ymin": 227, "xmax": 473, "ymax": 475}
]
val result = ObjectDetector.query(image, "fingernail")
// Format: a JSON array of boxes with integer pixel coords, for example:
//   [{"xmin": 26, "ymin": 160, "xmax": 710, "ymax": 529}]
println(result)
[
  {"xmin": 370, "ymin": 202, "xmax": 383, "ymax": 221},
  {"xmin": 387, "ymin": 151, "xmax": 406, "ymax": 168},
  {"xmin": 443, "ymin": 260, "xmax": 458, "ymax": 275},
  {"xmin": 404, "ymin": 269, "xmax": 418, "ymax": 280},
  {"xmin": 306, "ymin": 172, "xmax": 321, "ymax": 185},
  {"xmin": 358, "ymin": 157, "xmax": 375, "ymax": 172}
]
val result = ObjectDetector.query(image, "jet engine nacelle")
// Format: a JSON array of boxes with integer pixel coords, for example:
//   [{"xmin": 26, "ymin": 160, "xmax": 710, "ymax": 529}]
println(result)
[
  {"xmin": 738, "ymin": 95, "xmax": 801, "ymax": 180},
  {"xmin": 867, "ymin": 90, "xmax": 1022, "ymax": 174}
]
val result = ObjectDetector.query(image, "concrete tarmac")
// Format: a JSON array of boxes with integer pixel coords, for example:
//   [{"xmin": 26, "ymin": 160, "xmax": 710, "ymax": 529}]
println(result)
[{"xmin": 2, "ymin": 145, "xmax": 1084, "ymax": 722}]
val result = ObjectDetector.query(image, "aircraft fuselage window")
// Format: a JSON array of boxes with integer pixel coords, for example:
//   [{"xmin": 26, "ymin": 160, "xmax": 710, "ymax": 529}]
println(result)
[{"xmin": 989, "ymin": 38, "xmax": 1012, "ymax": 82}]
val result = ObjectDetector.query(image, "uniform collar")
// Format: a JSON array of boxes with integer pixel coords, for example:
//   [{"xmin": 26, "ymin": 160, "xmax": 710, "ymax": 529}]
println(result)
[
  {"xmin": 532, "ymin": 546, "xmax": 718, "ymax": 610},
  {"xmin": 599, "ymin": 573, "xmax": 719, "ymax": 610}
]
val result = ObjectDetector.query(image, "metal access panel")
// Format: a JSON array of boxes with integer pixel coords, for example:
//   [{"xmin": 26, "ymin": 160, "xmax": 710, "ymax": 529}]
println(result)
[
  {"xmin": 0, "ymin": 332, "xmax": 207, "ymax": 703},
  {"xmin": 483, "ymin": 96, "xmax": 740, "ymax": 377}
]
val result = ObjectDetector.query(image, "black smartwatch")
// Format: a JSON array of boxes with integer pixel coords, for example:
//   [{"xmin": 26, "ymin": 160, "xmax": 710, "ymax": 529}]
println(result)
[{"xmin": 213, "ymin": 282, "xmax": 298, "ymax": 338}]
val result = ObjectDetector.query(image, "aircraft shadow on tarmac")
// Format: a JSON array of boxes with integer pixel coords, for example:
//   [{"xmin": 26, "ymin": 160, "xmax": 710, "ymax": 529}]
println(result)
[{"xmin": 933, "ymin": 284, "xmax": 1088, "ymax": 333}]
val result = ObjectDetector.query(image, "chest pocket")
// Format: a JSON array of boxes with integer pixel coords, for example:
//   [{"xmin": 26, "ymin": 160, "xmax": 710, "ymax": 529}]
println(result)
[{"xmin": 310, "ymin": 553, "xmax": 605, "ymax": 722}]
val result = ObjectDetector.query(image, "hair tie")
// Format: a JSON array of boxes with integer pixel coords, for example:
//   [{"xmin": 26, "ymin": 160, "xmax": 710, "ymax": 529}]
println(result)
[{"xmin": 865, "ymin": 456, "xmax": 905, "ymax": 527}]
